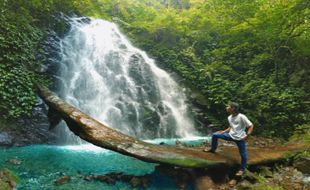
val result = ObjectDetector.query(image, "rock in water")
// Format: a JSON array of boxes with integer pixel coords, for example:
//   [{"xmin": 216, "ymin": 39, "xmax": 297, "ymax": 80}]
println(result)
[
  {"xmin": 95, "ymin": 175, "xmax": 115, "ymax": 184},
  {"xmin": 54, "ymin": 176, "xmax": 71, "ymax": 185},
  {"xmin": 6, "ymin": 159, "xmax": 22, "ymax": 165},
  {"xmin": 130, "ymin": 177, "xmax": 141, "ymax": 188}
]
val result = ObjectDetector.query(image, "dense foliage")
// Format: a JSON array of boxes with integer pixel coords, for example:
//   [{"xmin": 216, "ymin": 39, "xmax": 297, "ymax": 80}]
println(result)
[
  {"xmin": 0, "ymin": 0, "xmax": 77, "ymax": 119},
  {"xmin": 78, "ymin": 0, "xmax": 310, "ymax": 138},
  {"xmin": 1, "ymin": 0, "xmax": 309, "ymax": 138}
]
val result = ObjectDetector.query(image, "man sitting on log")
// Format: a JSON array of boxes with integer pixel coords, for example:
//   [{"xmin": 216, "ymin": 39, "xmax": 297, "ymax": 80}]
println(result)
[{"xmin": 204, "ymin": 102, "xmax": 254, "ymax": 176}]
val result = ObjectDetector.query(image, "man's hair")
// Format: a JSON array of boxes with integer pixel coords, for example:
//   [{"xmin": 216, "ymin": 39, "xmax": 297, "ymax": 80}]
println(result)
[{"xmin": 229, "ymin": 102, "xmax": 240, "ymax": 113}]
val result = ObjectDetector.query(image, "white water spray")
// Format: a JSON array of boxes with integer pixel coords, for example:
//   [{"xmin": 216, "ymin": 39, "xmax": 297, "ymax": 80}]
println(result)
[{"xmin": 56, "ymin": 18, "xmax": 198, "ymax": 144}]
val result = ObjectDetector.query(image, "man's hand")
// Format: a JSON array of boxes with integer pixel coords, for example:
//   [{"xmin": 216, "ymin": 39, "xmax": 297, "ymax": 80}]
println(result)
[
  {"xmin": 242, "ymin": 134, "xmax": 249, "ymax": 140},
  {"xmin": 216, "ymin": 127, "xmax": 230, "ymax": 134},
  {"xmin": 243, "ymin": 125, "xmax": 254, "ymax": 141}
]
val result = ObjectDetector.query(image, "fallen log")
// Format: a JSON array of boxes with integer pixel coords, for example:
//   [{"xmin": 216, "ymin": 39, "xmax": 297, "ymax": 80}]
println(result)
[{"xmin": 36, "ymin": 84, "xmax": 309, "ymax": 168}]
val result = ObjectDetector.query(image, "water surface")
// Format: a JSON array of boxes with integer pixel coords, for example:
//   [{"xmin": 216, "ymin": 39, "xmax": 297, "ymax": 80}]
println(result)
[{"xmin": 0, "ymin": 137, "xmax": 207, "ymax": 189}]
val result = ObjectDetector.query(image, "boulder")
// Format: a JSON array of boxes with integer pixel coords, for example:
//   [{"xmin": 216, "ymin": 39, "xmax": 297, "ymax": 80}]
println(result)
[
  {"xmin": 95, "ymin": 175, "xmax": 115, "ymax": 184},
  {"xmin": 54, "ymin": 176, "xmax": 71, "ymax": 185},
  {"xmin": 129, "ymin": 177, "xmax": 141, "ymax": 188},
  {"xmin": 6, "ymin": 159, "xmax": 22, "ymax": 165},
  {"xmin": 236, "ymin": 180, "xmax": 252, "ymax": 190},
  {"xmin": 294, "ymin": 157, "xmax": 310, "ymax": 174},
  {"xmin": 194, "ymin": 175, "xmax": 216, "ymax": 190},
  {"xmin": 228, "ymin": 179, "xmax": 238, "ymax": 187},
  {"xmin": 258, "ymin": 166, "xmax": 273, "ymax": 178},
  {"xmin": 0, "ymin": 168, "xmax": 18, "ymax": 189},
  {"xmin": 241, "ymin": 170, "xmax": 260, "ymax": 183}
]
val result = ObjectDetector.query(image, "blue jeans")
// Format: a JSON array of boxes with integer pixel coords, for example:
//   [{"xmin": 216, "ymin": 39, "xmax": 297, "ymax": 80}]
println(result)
[{"xmin": 211, "ymin": 132, "xmax": 247, "ymax": 170}]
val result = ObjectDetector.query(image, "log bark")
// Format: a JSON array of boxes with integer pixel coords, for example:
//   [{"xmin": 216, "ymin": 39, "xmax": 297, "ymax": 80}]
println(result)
[{"xmin": 36, "ymin": 84, "xmax": 309, "ymax": 168}]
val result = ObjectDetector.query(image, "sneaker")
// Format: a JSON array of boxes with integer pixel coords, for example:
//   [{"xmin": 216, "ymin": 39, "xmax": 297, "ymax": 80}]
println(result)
[
  {"xmin": 235, "ymin": 170, "xmax": 245, "ymax": 176},
  {"xmin": 203, "ymin": 148, "xmax": 215, "ymax": 153}
]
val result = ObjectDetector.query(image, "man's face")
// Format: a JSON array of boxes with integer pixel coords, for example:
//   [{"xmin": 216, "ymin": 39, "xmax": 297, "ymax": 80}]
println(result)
[{"xmin": 226, "ymin": 105, "xmax": 233, "ymax": 114}]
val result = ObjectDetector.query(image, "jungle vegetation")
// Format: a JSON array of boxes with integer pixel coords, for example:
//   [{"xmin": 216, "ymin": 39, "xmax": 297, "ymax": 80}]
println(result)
[{"xmin": 1, "ymin": 0, "xmax": 309, "ymax": 138}]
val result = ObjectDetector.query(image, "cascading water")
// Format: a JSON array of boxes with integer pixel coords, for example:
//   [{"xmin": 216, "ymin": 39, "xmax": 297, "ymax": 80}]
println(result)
[{"xmin": 56, "ymin": 17, "xmax": 198, "ymax": 144}]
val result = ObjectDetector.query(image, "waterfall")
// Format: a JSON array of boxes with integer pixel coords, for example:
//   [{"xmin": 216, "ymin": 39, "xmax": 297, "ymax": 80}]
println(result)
[{"xmin": 55, "ymin": 17, "xmax": 198, "ymax": 144}]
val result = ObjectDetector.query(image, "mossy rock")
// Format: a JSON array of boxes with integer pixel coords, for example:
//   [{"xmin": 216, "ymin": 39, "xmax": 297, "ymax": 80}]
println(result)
[
  {"xmin": 0, "ymin": 168, "xmax": 19, "ymax": 190},
  {"xmin": 0, "ymin": 181, "xmax": 11, "ymax": 190},
  {"xmin": 237, "ymin": 182, "xmax": 284, "ymax": 190},
  {"xmin": 294, "ymin": 156, "xmax": 310, "ymax": 174},
  {"xmin": 258, "ymin": 166, "xmax": 273, "ymax": 178}
]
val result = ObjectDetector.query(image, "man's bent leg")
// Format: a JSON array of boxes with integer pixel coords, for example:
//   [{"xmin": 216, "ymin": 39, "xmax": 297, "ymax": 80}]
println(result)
[
  {"xmin": 236, "ymin": 140, "xmax": 247, "ymax": 170},
  {"xmin": 211, "ymin": 132, "xmax": 233, "ymax": 151}
]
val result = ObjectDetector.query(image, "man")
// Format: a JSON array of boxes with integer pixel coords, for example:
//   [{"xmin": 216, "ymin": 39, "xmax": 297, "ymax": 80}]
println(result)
[{"xmin": 204, "ymin": 102, "xmax": 254, "ymax": 176}]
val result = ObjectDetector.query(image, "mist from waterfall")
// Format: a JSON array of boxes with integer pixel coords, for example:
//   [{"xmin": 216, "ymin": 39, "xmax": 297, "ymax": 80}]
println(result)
[{"xmin": 55, "ymin": 17, "xmax": 198, "ymax": 144}]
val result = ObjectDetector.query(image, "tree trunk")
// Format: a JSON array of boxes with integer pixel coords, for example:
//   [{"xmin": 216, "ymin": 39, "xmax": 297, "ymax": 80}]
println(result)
[{"xmin": 36, "ymin": 84, "xmax": 309, "ymax": 168}]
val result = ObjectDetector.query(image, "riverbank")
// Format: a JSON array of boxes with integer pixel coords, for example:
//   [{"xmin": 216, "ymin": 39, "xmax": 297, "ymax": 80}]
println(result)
[
  {"xmin": 178, "ymin": 136, "xmax": 310, "ymax": 190},
  {"xmin": 0, "ymin": 135, "xmax": 308, "ymax": 189}
]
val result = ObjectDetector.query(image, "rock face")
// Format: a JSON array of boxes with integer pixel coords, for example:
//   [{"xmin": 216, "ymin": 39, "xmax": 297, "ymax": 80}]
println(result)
[
  {"xmin": 37, "ymin": 84, "xmax": 310, "ymax": 168},
  {"xmin": 0, "ymin": 109, "xmax": 56, "ymax": 147},
  {"xmin": 0, "ymin": 132, "xmax": 12, "ymax": 146},
  {"xmin": 0, "ymin": 96, "xmax": 57, "ymax": 147}
]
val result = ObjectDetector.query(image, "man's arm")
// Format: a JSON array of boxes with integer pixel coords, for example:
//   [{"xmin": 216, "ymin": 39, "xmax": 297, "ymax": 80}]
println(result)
[
  {"xmin": 217, "ymin": 127, "xmax": 231, "ymax": 133},
  {"xmin": 247, "ymin": 125, "xmax": 254, "ymax": 136},
  {"xmin": 243, "ymin": 125, "xmax": 254, "ymax": 140},
  {"xmin": 242, "ymin": 115, "xmax": 254, "ymax": 139}
]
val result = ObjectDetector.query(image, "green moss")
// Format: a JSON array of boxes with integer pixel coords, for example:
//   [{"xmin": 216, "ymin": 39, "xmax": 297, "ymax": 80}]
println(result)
[
  {"xmin": 0, "ymin": 181, "xmax": 11, "ymax": 190},
  {"xmin": 0, "ymin": 168, "xmax": 19, "ymax": 190},
  {"xmin": 251, "ymin": 184, "xmax": 284, "ymax": 190},
  {"xmin": 155, "ymin": 156, "xmax": 220, "ymax": 168}
]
